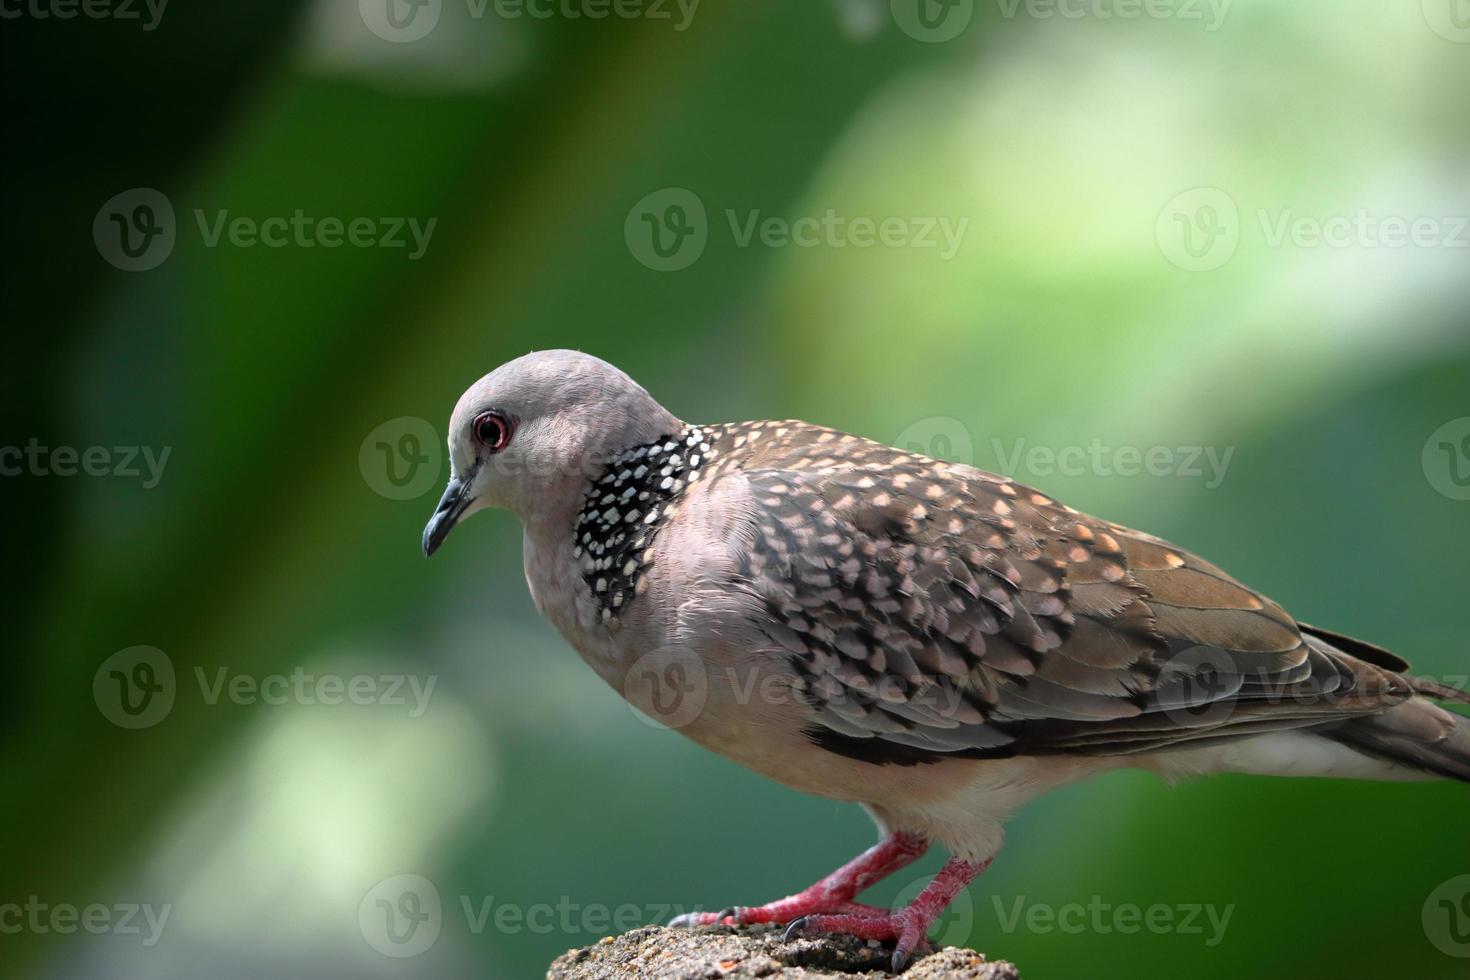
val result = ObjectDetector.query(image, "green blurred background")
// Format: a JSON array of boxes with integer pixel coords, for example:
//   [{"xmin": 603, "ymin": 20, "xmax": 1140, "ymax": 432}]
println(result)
[{"xmin": 4, "ymin": 1, "xmax": 1469, "ymax": 977}]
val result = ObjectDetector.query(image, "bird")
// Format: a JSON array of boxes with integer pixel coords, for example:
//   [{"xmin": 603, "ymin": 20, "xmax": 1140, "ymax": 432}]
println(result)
[{"xmin": 423, "ymin": 349, "xmax": 1469, "ymax": 972}]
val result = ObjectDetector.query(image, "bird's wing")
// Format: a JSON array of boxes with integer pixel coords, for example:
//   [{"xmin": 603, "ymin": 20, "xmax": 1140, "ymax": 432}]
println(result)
[{"xmin": 711, "ymin": 421, "xmax": 1414, "ymax": 763}]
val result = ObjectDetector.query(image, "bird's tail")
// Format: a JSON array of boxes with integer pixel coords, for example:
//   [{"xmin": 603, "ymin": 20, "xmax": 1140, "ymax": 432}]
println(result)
[
  {"xmin": 1296, "ymin": 624, "xmax": 1470, "ymax": 782},
  {"xmin": 1329, "ymin": 686, "xmax": 1470, "ymax": 783}
]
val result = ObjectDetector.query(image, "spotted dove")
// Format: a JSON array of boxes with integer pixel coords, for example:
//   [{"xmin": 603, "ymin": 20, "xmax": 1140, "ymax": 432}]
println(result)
[{"xmin": 423, "ymin": 350, "xmax": 1470, "ymax": 972}]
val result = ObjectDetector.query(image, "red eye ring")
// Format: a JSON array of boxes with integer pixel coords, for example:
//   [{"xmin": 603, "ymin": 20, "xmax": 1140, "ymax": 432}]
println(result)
[{"xmin": 472, "ymin": 411, "xmax": 513, "ymax": 453}]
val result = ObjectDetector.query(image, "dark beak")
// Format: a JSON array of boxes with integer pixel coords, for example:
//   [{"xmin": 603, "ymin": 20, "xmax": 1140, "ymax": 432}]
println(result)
[{"xmin": 422, "ymin": 476, "xmax": 471, "ymax": 557}]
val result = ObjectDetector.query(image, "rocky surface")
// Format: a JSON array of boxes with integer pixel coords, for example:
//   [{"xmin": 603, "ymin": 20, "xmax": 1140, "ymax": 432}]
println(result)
[{"xmin": 547, "ymin": 924, "xmax": 1020, "ymax": 979}]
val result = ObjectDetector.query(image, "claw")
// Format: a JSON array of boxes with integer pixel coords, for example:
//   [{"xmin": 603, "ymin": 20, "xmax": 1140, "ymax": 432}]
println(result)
[{"xmin": 782, "ymin": 915, "xmax": 811, "ymax": 943}]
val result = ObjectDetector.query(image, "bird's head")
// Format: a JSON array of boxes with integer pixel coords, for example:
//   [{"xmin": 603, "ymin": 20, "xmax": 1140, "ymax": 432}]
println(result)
[{"xmin": 422, "ymin": 349, "xmax": 680, "ymax": 556}]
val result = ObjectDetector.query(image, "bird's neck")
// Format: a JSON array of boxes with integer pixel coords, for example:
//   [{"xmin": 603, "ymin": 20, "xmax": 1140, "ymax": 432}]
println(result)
[
  {"xmin": 522, "ymin": 421, "xmax": 715, "ymax": 633},
  {"xmin": 518, "ymin": 423, "xmax": 699, "ymax": 679}
]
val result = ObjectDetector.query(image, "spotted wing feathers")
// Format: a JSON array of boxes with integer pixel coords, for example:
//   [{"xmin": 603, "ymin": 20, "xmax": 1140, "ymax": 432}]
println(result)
[{"xmin": 708, "ymin": 421, "xmax": 1417, "ymax": 763}]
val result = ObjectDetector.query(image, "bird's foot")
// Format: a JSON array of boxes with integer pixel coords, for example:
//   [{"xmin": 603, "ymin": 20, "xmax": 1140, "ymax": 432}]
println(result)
[
  {"xmin": 669, "ymin": 831, "xmax": 931, "ymax": 929},
  {"xmin": 782, "ymin": 854, "xmax": 991, "ymax": 973},
  {"xmin": 670, "ymin": 900, "xmax": 890, "ymax": 928},
  {"xmin": 783, "ymin": 908, "xmax": 936, "ymax": 973}
]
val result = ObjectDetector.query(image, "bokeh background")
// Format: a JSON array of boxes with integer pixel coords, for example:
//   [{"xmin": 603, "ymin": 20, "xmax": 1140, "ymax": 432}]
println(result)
[{"xmin": 4, "ymin": 1, "xmax": 1470, "ymax": 978}]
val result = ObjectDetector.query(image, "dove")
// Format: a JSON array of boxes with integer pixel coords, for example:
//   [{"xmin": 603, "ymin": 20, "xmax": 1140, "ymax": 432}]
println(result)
[{"xmin": 423, "ymin": 350, "xmax": 1469, "ymax": 972}]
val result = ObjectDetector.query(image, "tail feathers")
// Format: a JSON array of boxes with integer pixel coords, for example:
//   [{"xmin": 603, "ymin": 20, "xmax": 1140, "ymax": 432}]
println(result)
[
  {"xmin": 1297, "ymin": 625, "xmax": 1470, "ymax": 780},
  {"xmin": 1331, "ymin": 697, "xmax": 1470, "ymax": 782},
  {"xmin": 1407, "ymin": 675, "xmax": 1470, "ymax": 706},
  {"xmin": 1298, "ymin": 623, "xmax": 1412, "ymax": 673}
]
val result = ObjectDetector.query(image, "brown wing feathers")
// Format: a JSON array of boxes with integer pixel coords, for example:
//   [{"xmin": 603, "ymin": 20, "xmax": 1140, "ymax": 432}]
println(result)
[{"xmin": 714, "ymin": 420, "xmax": 1434, "ymax": 765}]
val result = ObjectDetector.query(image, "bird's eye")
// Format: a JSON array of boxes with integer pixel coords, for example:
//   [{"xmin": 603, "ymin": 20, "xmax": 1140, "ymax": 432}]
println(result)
[{"xmin": 473, "ymin": 411, "xmax": 513, "ymax": 453}]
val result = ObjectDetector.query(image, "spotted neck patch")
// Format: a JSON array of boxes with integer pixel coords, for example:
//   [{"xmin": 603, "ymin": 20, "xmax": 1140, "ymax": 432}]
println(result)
[{"xmin": 574, "ymin": 425, "xmax": 716, "ymax": 625}]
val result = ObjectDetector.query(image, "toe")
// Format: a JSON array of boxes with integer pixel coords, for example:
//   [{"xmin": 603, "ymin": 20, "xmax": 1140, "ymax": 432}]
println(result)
[
  {"xmin": 669, "ymin": 910, "xmax": 720, "ymax": 928},
  {"xmin": 889, "ymin": 910, "xmax": 937, "ymax": 973}
]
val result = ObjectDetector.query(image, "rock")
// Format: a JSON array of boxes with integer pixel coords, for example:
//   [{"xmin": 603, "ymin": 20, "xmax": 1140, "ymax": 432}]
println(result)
[{"xmin": 547, "ymin": 924, "xmax": 1020, "ymax": 979}]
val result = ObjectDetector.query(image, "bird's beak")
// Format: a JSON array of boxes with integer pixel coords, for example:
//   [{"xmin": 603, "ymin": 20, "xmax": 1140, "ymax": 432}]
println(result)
[{"xmin": 423, "ymin": 475, "xmax": 472, "ymax": 557}]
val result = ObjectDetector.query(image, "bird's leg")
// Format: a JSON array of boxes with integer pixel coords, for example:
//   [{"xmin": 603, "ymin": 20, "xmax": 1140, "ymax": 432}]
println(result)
[
  {"xmin": 784, "ymin": 854, "xmax": 991, "ymax": 973},
  {"xmin": 671, "ymin": 831, "xmax": 928, "ymax": 927}
]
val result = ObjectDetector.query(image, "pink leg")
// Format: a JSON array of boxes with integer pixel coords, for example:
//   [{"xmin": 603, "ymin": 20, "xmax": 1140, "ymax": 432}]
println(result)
[
  {"xmin": 671, "ymin": 831, "xmax": 928, "ymax": 927},
  {"xmin": 785, "ymin": 855, "xmax": 991, "ymax": 973}
]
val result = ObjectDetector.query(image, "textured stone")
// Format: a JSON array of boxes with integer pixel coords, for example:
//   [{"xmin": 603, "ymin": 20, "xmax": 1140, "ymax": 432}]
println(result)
[{"xmin": 547, "ymin": 925, "xmax": 1020, "ymax": 979}]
